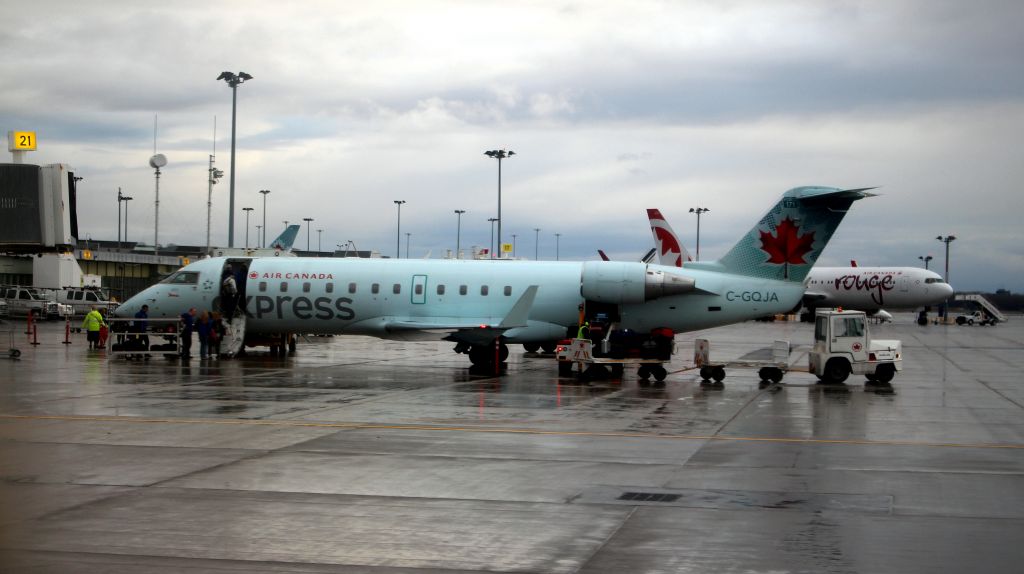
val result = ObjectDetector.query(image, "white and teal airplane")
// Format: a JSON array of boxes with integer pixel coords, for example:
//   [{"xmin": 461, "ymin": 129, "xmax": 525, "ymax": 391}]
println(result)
[{"xmin": 114, "ymin": 186, "xmax": 873, "ymax": 364}]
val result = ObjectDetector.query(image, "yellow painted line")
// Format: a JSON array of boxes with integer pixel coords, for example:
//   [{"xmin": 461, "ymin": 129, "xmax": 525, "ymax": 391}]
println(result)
[{"xmin": 1, "ymin": 413, "xmax": 1022, "ymax": 450}]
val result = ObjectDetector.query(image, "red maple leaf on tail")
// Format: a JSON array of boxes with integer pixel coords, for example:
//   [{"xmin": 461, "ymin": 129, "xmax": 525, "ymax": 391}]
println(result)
[{"xmin": 759, "ymin": 217, "xmax": 815, "ymax": 265}]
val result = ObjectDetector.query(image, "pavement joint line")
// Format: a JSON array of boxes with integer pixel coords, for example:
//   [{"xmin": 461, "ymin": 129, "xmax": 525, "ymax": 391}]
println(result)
[{"xmin": 1, "ymin": 413, "xmax": 1023, "ymax": 450}]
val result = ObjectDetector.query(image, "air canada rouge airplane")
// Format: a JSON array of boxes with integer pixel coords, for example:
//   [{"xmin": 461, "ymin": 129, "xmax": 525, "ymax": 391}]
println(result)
[
  {"xmin": 645, "ymin": 207, "xmax": 954, "ymax": 320},
  {"xmin": 115, "ymin": 186, "xmax": 872, "ymax": 365}
]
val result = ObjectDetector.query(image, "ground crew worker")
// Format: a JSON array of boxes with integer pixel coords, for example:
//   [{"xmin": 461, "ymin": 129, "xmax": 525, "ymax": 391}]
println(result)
[{"xmin": 82, "ymin": 306, "xmax": 105, "ymax": 350}]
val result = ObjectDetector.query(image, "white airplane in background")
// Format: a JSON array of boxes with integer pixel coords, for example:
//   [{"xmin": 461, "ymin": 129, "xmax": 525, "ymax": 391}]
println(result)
[
  {"xmin": 114, "ymin": 186, "xmax": 873, "ymax": 366},
  {"xmin": 645, "ymin": 210, "xmax": 954, "ymax": 320}
]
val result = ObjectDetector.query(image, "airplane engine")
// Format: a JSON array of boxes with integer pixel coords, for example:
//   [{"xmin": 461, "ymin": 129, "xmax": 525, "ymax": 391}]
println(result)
[{"xmin": 580, "ymin": 261, "xmax": 695, "ymax": 304}]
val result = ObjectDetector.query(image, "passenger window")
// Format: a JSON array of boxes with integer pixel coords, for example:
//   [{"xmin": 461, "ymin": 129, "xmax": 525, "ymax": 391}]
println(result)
[
  {"xmin": 348, "ymin": 282, "xmax": 357, "ymax": 294},
  {"xmin": 415, "ymin": 284, "xmax": 423, "ymax": 295},
  {"xmin": 481, "ymin": 285, "xmax": 489, "ymax": 296},
  {"xmin": 259, "ymin": 282, "xmax": 267, "ymax": 292},
  {"xmin": 371, "ymin": 283, "xmax": 380, "ymax": 294},
  {"xmin": 303, "ymin": 282, "xmax": 311, "ymax": 293},
  {"xmin": 459, "ymin": 285, "xmax": 467, "ymax": 295},
  {"xmin": 504, "ymin": 286, "xmax": 512, "ymax": 296},
  {"xmin": 437, "ymin": 285, "xmax": 445, "ymax": 295},
  {"xmin": 326, "ymin": 283, "xmax": 334, "ymax": 293},
  {"xmin": 280, "ymin": 282, "xmax": 288, "ymax": 292},
  {"xmin": 393, "ymin": 283, "xmax": 401, "ymax": 294}
]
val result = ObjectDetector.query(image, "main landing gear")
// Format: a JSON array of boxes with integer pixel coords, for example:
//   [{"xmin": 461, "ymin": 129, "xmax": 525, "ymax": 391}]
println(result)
[{"xmin": 455, "ymin": 342, "xmax": 509, "ymax": 367}]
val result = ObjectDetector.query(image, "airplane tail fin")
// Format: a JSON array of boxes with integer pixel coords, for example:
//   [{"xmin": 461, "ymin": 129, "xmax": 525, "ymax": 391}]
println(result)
[
  {"xmin": 647, "ymin": 209, "xmax": 692, "ymax": 268},
  {"xmin": 269, "ymin": 225, "xmax": 301, "ymax": 251},
  {"xmin": 715, "ymin": 186, "xmax": 875, "ymax": 283}
]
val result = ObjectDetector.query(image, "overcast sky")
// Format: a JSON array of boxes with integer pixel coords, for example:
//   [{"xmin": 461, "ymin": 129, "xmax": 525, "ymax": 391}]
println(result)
[{"xmin": 3, "ymin": 0, "xmax": 1022, "ymax": 291}]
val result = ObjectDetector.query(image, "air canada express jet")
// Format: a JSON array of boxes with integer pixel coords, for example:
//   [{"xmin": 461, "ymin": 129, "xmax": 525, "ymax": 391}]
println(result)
[{"xmin": 115, "ymin": 186, "xmax": 873, "ymax": 365}]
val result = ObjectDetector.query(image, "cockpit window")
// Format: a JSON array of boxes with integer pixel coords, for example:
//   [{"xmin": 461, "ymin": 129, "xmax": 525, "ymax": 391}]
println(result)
[
  {"xmin": 925, "ymin": 278, "xmax": 945, "ymax": 284},
  {"xmin": 160, "ymin": 271, "xmax": 200, "ymax": 285}
]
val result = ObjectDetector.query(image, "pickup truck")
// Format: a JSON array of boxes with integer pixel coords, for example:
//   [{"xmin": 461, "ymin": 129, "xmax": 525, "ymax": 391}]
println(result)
[{"xmin": 1, "ymin": 286, "xmax": 73, "ymax": 320}]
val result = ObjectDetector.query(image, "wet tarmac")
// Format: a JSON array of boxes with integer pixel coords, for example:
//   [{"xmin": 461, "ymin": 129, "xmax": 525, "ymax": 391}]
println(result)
[{"xmin": 1, "ymin": 315, "xmax": 1022, "ymax": 572}]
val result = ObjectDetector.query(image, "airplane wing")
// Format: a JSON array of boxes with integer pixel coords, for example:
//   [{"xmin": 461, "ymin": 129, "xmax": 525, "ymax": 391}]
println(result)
[{"xmin": 383, "ymin": 286, "xmax": 539, "ymax": 345}]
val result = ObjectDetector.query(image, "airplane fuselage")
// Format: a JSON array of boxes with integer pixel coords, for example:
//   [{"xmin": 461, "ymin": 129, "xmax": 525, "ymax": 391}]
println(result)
[
  {"xmin": 802, "ymin": 266, "xmax": 953, "ymax": 311},
  {"xmin": 118, "ymin": 256, "xmax": 806, "ymax": 341}
]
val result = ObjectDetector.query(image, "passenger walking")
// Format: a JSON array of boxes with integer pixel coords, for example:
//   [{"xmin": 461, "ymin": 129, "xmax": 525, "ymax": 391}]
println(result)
[
  {"xmin": 134, "ymin": 304, "xmax": 151, "ymax": 356},
  {"xmin": 180, "ymin": 307, "xmax": 196, "ymax": 359},
  {"xmin": 210, "ymin": 311, "xmax": 225, "ymax": 357},
  {"xmin": 82, "ymin": 306, "xmax": 105, "ymax": 350},
  {"xmin": 196, "ymin": 311, "xmax": 212, "ymax": 359},
  {"xmin": 221, "ymin": 270, "xmax": 238, "ymax": 319}
]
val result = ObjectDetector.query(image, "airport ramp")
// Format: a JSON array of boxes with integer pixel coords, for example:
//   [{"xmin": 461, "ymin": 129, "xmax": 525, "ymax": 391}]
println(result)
[{"xmin": 955, "ymin": 293, "xmax": 1007, "ymax": 322}]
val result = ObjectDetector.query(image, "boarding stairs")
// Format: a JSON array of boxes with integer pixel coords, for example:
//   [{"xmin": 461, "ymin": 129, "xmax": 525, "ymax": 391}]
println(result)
[
  {"xmin": 222, "ymin": 313, "xmax": 247, "ymax": 357},
  {"xmin": 954, "ymin": 293, "xmax": 1007, "ymax": 323}
]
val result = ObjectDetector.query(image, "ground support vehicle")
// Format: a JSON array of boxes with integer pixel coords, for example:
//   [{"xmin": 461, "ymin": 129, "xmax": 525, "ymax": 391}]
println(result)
[
  {"xmin": 809, "ymin": 309, "xmax": 902, "ymax": 385},
  {"xmin": 1, "ymin": 286, "xmax": 72, "ymax": 320},
  {"xmin": 955, "ymin": 310, "xmax": 998, "ymax": 326},
  {"xmin": 555, "ymin": 328, "xmax": 675, "ymax": 384},
  {"xmin": 57, "ymin": 287, "xmax": 119, "ymax": 317},
  {"xmin": 106, "ymin": 318, "xmax": 181, "ymax": 359},
  {"xmin": 693, "ymin": 338, "xmax": 790, "ymax": 384}
]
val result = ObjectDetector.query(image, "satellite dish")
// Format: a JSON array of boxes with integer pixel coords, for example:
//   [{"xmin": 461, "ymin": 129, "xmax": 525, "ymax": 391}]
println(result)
[{"xmin": 149, "ymin": 154, "xmax": 167, "ymax": 169}]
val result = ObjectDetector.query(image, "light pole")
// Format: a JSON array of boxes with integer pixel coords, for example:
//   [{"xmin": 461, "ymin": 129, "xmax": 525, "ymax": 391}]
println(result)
[
  {"xmin": 122, "ymin": 193, "xmax": 132, "ymax": 245},
  {"xmin": 148, "ymin": 154, "xmax": 166, "ymax": 257},
  {"xmin": 405, "ymin": 232, "xmax": 411, "ymax": 259},
  {"xmin": 454, "ymin": 210, "xmax": 465, "ymax": 259},
  {"xmin": 117, "ymin": 188, "xmax": 133, "ymax": 249},
  {"xmin": 936, "ymin": 236, "xmax": 956, "ymax": 283},
  {"xmin": 511, "ymin": 234, "xmax": 517, "ymax": 258},
  {"xmin": 259, "ymin": 189, "xmax": 271, "ymax": 247},
  {"xmin": 256, "ymin": 225, "xmax": 262, "ymax": 247},
  {"xmin": 317, "ymin": 229, "xmax": 322, "ymax": 255},
  {"xmin": 534, "ymin": 228, "xmax": 540, "ymax": 261},
  {"xmin": 243, "ymin": 207, "xmax": 254, "ymax": 249},
  {"xmin": 555, "ymin": 233, "xmax": 561, "ymax": 261},
  {"xmin": 488, "ymin": 217, "xmax": 498, "ymax": 258},
  {"xmin": 919, "ymin": 255, "xmax": 933, "ymax": 270},
  {"xmin": 206, "ymin": 155, "xmax": 224, "ymax": 254},
  {"xmin": 936, "ymin": 235, "xmax": 956, "ymax": 317},
  {"xmin": 303, "ymin": 217, "xmax": 314, "ymax": 252},
  {"xmin": 216, "ymin": 70, "xmax": 253, "ymax": 247},
  {"xmin": 393, "ymin": 200, "xmax": 406, "ymax": 258},
  {"xmin": 689, "ymin": 207, "xmax": 710, "ymax": 261},
  {"xmin": 484, "ymin": 149, "xmax": 515, "ymax": 258}
]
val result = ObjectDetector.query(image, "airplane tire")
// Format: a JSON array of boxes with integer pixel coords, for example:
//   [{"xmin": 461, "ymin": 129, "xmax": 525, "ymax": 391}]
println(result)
[
  {"xmin": 711, "ymin": 366, "xmax": 726, "ymax": 382},
  {"xmin": 523, "ymin": 342, "xmax": 540, "ymax": 353},
  {"xmin": 469, "ymin": 346, "xmax": 491, "ymax": 366},
  {"xmin": 699, "ymin": 366, "xmax": 712, "ymax": 380},
  {"xmin": 637, "ymin": 366, "xmax": 650, "ymax": 380},
  {"xmin": 540, "ymin": 342, "xmax": 557, "ymax": 354},
  {"xmin": 652, "ymin": 366, "xmax": 667, "ymax": 382},
  {"xmin": 758, "ymin": 367, "xmax": 771, "ymax": 381}
]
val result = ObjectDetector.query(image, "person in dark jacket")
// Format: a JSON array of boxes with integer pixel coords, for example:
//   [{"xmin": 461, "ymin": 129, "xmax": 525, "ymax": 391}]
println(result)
[
  {"xmin": 196, "ymin": 311, "xmax": 212, "ymax": 359},
  {"xmin": 180, "ymin": 307, "xmax": 196, "ymax": 359}
]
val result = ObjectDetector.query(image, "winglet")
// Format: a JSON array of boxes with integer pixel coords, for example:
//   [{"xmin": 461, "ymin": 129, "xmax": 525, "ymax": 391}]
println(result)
[{"xmin": 498, "ymin": 285, "xmax": 539, "ymax": 329}]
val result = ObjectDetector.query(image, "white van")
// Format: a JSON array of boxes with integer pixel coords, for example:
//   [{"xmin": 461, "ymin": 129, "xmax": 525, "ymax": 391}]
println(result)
[{"xmin": 57, "ymin": 287, "xmax": 119, "ymax": 316}]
